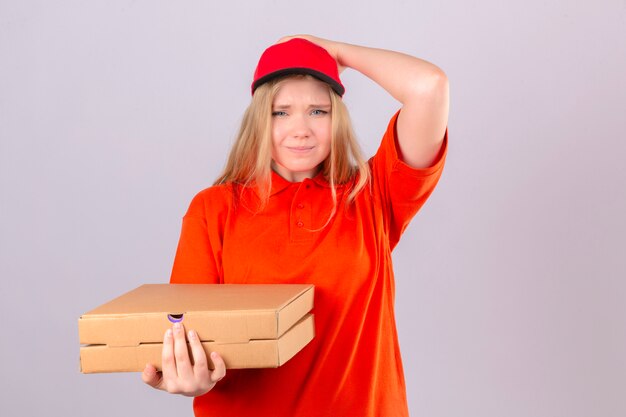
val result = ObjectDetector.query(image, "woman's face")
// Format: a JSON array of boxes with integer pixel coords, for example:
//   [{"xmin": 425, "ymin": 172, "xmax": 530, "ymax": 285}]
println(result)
[{"xmin": 270, "ymin": 77, "xmax": 332, "ymax": 182}]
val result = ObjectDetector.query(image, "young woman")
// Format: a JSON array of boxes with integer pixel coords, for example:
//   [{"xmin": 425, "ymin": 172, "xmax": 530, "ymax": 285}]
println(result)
[{"xmin": 142, "ymin": 35, "xmax": 449, "ymax": 417}]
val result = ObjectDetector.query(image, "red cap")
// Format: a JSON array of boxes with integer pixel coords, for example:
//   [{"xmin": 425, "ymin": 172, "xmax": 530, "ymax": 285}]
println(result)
[{"xmin": 251, "ymin": 38, "xmax": 345, "ymax": 97}]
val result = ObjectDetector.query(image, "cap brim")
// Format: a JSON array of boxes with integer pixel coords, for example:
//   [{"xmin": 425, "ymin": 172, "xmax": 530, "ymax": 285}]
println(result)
[{"xmin": 252, "ymin": 67, "xmax": 345, "ymax": 97}]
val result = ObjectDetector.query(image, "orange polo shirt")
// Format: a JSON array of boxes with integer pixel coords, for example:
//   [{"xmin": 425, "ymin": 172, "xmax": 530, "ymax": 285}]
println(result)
[{"xmin": 170, "ymin": 110, "xmax": 447, "ymax": 417}]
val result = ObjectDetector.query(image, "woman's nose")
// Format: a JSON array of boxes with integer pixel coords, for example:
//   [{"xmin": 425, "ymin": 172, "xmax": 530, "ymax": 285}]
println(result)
[{"xmin": 290, "ymin": 115, "xmax": 311, "ymax": 138}]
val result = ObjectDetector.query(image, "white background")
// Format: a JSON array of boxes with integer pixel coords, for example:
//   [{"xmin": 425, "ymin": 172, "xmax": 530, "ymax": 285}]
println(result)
[{"xmin": 1, "ymin": 1, "xmax": 625, "ymax": 415}]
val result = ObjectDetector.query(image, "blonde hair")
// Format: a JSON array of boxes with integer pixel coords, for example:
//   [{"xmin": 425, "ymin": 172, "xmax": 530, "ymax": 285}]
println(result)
[{"xmin": 215, "ymin": 75, "xmax": 370, "ymax": 218}]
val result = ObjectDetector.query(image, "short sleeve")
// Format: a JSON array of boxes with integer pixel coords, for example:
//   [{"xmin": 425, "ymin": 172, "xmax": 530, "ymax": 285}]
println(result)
[
  {"xmin": 369, "ymin": 110, "xmax": 448, "ymax": 250},
  {"xmin": 170, "ymin": 187, "xmax": 230, "ymax": 284}
]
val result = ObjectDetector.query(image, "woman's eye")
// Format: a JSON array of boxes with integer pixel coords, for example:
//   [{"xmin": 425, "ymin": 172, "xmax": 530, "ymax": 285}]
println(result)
[
  {"xmin": 272, "ymin": 111, "xmax": 287, "ymax": 117},
  {"xmin": 311, "ymin": 109, "xmax": 328, "ymax": 116}
]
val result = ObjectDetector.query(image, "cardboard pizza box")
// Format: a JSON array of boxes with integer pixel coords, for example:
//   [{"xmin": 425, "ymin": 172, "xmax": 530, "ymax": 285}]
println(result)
[{"xmin": 78, "ymin": 284, "xmax": 315, "ymax": 373}]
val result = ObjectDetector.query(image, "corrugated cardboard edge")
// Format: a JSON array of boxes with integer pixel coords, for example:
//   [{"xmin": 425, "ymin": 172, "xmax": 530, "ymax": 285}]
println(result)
[
  {"xmin": 79, "ymin": 284, "xmax": 315, "ymax": 345},
  {"xmin": 277, "ymin": 285, "xmax": 314, "ymax": 337},
  {"xmin": 277, "ymin": 312, "xmax": 315, "ymax": 365},
  {"xmin": 80, "ymin": 314, "xmax": 315, "ymax": 373}
]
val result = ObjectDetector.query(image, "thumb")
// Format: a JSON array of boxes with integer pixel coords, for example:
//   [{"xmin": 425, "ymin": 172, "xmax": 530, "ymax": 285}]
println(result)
[{"xmin": 142, "ymin": 364, "xmax": 163, "ymax": 389}]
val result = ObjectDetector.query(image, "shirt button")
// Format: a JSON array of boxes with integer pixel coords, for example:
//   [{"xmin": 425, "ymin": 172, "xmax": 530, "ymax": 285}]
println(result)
[
  {"xmin": 296, "ymin": 221, "xmax": 304, "ymax": 228},
  {"xmin": 297, "ymin": 203, "xmax": 304, "ymax": 209}
]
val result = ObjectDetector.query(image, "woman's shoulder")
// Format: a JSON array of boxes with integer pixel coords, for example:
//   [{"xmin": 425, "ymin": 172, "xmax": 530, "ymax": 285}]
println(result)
[
  {"xmin": 193, "ymin": 182, "xmax": 234, "ymax": 199},
  {"xmin": 185, "ymin": 182, "xmax": 235, "ymax": 217}
]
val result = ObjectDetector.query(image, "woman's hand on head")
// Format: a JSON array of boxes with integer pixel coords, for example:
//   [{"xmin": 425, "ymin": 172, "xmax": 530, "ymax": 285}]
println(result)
[
  {"xmin": 276, "ymin": 34, "xmax": 346, "ymax": 73},
  {"xmin": 141, "ymin": 323, "xmax": 226, "ymax": 397}
]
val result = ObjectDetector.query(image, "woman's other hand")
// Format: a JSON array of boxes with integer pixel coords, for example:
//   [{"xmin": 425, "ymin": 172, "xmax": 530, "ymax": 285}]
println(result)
[
  {"xmin": 142, "ymin": 322, "xmax": 226, "ymax": 397},
  {"xmin": 276, "ymin": 34, "xmax": 346, "ymax": 73}
]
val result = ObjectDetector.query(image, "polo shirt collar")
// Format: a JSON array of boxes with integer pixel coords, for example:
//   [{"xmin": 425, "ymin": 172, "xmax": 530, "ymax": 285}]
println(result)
[{"xmin": 268, "ymin": 169, "xmax": 339, "ymax": 196}]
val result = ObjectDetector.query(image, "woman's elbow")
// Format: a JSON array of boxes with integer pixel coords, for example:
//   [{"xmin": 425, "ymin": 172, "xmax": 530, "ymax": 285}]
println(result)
[{"xmin": 409, "ymin": 66, "xmax": 448, "ymax": 99}]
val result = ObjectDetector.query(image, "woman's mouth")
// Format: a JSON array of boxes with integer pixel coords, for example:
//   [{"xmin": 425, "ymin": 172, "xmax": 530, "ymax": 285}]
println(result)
[{"xmin": 287, "ymin": 146, "xmax": 315, "ymax": 153}]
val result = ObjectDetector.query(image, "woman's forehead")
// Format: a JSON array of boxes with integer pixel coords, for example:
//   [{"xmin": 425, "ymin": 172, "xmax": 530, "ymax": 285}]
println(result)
[{"xmin": 273, "ymin": 77, "xmax": 331, "ymax": 104}]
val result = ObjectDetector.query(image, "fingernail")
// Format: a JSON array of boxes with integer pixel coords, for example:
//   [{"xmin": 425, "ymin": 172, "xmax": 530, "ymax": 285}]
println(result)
[
  {"xmin": 165, "ymin": 329, "xmax": 172, "ymax": 338},
  {"xmin": 211, "ymin": 352, "xmax": 218, "ymax": 359},
  {"xmin": 173, "ymin": 322, "xmax": 182, "ymax": 332},
  {"xmin": 188, "ymin": 330, "xmax": 196, "ymax": 339}
]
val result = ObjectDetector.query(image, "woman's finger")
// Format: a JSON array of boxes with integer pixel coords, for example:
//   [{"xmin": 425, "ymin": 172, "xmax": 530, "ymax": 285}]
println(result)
[
  {"xmin": 209, "ymin": 352, "xmax": 227, "ymax": 383},
  {"xmin": 141, "ymin": 363, "xmax": 163, "ymax": 389},
  {"xmin": 160, "ymin": 328, "xmax": 177, "ymax": 379},
  {"xmin": 172, "ymin": 323, "xmax": 194, "ymax": 380},
  {"xmin": 188, "ymin": 329, "xmax": 210, "ymax": 380}
]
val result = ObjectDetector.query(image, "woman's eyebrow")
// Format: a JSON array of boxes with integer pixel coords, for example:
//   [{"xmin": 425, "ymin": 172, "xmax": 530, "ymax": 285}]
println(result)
[{"xmin": 272, "ymin": 103, "xmax": 331, "ymax": 109}]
